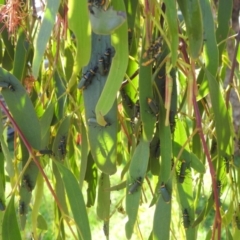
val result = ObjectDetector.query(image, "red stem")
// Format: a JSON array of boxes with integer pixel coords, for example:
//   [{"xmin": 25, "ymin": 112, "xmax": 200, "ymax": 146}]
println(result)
[
  {"xmin": 179, "ymin": 37, "xmax": 221, "ymax": 239},
  {"xmin": 225, "ymin": 29, "xmax": 240, "ymax": 108},
  {"xmin": 0, "ymin": 100, "xmax": 63, "ymax": 211}
]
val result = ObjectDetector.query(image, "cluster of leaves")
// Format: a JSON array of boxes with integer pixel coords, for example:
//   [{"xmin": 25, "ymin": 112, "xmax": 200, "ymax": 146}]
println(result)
[{"xmin": 0, "ymin": 0, "xmax": 239, "ymax": 240}]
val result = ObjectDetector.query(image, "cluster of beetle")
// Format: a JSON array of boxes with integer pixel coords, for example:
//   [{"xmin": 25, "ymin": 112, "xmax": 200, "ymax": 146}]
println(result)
[
  {"xmin": 38, "ymin": 136, "xmax": 67, "ymax": 160},
  {"xmin": 18, "ymin": 175, "xmax": 33, "ymax": 215},
  {"xmin": 128, "ymin": 176, "xmax": 192, "ymax": 228},
  {"xmin": 78, "ymin": 47, "xmax": 113, "ymax": 127},
  {"xmin": 142, "ymin": 36, "xmax": 163, "ymax": 66},
  {"xmin": 121, "ymin": 90, "xmax": 161, "ymax": 133},
  {"xmin": 134, "ymin": 173, "xmax": 223, "ymax": 230},
  {"xmin": 19, "ymin": 135, "xmax": 67, "ymax": 216},
  {"xmin": 78, "ymin": 48, "xmax": 112, "ymax": 90},
  {"xmin": 127, "ymin": 157, "xmax": 233, "ymax": 230},
  {"xmin": 127, "ymin": 158, "xmax": 194, "ymax": 227},
  {"xmin": 18, "ymin": 175, "xmax": 34, "ymax": 215}
]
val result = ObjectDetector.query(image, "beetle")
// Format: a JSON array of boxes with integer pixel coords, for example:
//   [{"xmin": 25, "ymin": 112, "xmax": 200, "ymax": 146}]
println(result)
[
  {"xmin": 120, "ymin": 89, "xmax": 133, "ymax": 109},
  {"xmin": 103, "ymin": 48, "xmax": 112, "ymax": 72},
  {"xmin": 210, "ymin": 139, "xmax": 217, "ymax": 154},
  {"xmin": 178, "ymin": 160, "xmax": 188, "ymax": 184},
  {"xmin": 88, "ymin": 0, "xmax": 106, "ymax": 7},
  {"xmin": 150, "ymin": 137, "xmax": 160, "ymax": 159},
  {"xmin": 133, "ymin": 100, "xmax": 140, "ymax": 119},
  {"xmin": 147, "ymin": 97, "xmax": 159, "ymax": 116},
  {"xmin": 0, "ymin": 81, "xmax": 15, "ymax": 91},
  {"xmin": 78, "ymin": 66, "xmax": 98, "ymax": 90},
  {"xmin": 160, "ymin": 182, "xmax": 171, "ymax": 203},
  {"xmin": 98, "ymin": 57, "xmax": 106, "ymax": 75},
  {"xmin": 183, "ymin": 208, "xmax": 191, "ymax": 229},
  {"xmin": 8, "ymin": 83, "xmax": 15, "ymax": 91},
  {"xmin": 0, "ymin": 199, "xmax": 5, "ymax": 211},
  {"xmin": 58, "ymin": 136, "xmax": 67, "ymax": 160},
  {"xmin": 169, "ymin": 110, "xmax": 176, "ymax": 133},
  {"xmin": 103, "ymin": 222, "xmax": 109, "ymax": 237},
  {"xmin": 224, "ymin": 156, "xmax": 230, "ymax": 174},
  {"xmin": 142, "ymin": 37, "xmax": 162, "ymax": 66},
  {"xmin": 235, "ymin": 215, "xmax": 240, "ymax": 230},
  {"xmin": 23, "ymin": 175, "xmax": 33, "ymax": 192},
  {"xmin": 216, "ymin": 180, "xmax": 221, "ymax": 204},
  {"xmin": 19, "ymin": 201, "xmax": 25, "ymax": 215},
  {"xmin": 128, "ymin": 177, "xmax": 142, "ymax": 194},
  {"xmin": 39, "ymin": 149, "xmax": 54, "ymax": 156}
]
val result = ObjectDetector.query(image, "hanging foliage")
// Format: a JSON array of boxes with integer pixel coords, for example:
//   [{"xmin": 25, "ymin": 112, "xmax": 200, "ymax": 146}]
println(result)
[{"xmin": 0, "ymin": 0, "xmax": 238, "ymax": 239}]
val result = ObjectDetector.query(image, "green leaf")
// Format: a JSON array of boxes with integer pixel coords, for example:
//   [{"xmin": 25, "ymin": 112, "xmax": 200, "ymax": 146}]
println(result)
[
  {"xmin": 32, "ymin": 0, "xmax": 61, "ymax": 78},
  {"xmin": 40, "ymin": 101, "xmax": 54, "ymax": 148},
  {"xmin": 176, "ymin": 183, "xmax": 195, "ymax": 239},
  {"xmin": 64, "ymin": 46, "xmax": 74, "ymax": 81},
  {"xmin": 18, "ymin": 142, "xmax": 31, "ymax": 230},
  {"xmin": 79, "ymin": 117, "xmax": 89, "ymax": 188},
  {"xmin": 95, "ymin": 0, "xmax": 128, "ymax": 119},
  {"xmin": 1, "ymin": 28, "xmax": 14, "ymax": 70},
  {"xmin": 200, "ymin": 0, "xmax": 219, "ymax": 75},
  {"xmin": 205, "ymin": 70, "xmax": 231, "ymax": 154},
  {"xmin": 139, "ymin": 58, "xmax": 155, "ymax": 141},
  {"xmin": 153, "ymin": 100, "xmax": 172, "ymax": 240},
  {"xmin": 108, "ymin": 180, "xmax": 126, "ymax": 191},
  {"xmin": 83, "ymin": 33, "xmax": 118, "ymax": 175},
  {"xmin": 192, "ymin": 195, "xmax": 214, "ymax": 228},
  {"xmin": 173, "ymin": 142, "xmax": 205, "ymax": 174},
  {"xmin": 0, "ymin": 69, "xmax": 41, "ymax": 150},
  {"xmin": 177, "ymin": 0, "xmax": 203, "ymax": 59},
  {"xmin": 153, "ymin": 198, "xmax": 171, "ymax": 240},
  {"xmin": 215, "ymin": 0, "xmax": 233, "ymax": 63},
  {"xmin": 2, "ymin": 195, "xmax": 22, "ymax": 240},
  {"xmin": 163, "ymin": 0, "xmax": 179, "ymax": 65},
  {"xmin": 55, "ymin": 162, "xmax": 92, "ymax": 240},
  {"xmin": 96, "ymin": 173, "xmax": 110, "ymax": 220},
  {"xmin": 67, "ymin": 0, "xmax": 91, "ymax": 89},
  {"xmin": 125, "ymin": 140, "xmax": 149, "ymax": 239},
  {"xmin": 53, "ymin": 163, "xmax": 69, "ymax": 215},
  {"xmin": 32, "ymin": 173, "xmax": 44, "ymax": 235},
  {"xmin": 37, "ymin": 214, "xmax": 48, "ymax": 230},
  {"xmin": 0, "ymin": 134, "xmax": 14, "ymax": 177},
  {"xmin": 53, "ymin": 71, "xmax": 67, "ymax": 122},
  {"xmin": 13, "ymin": 31, "xmax": 30, "ymax": 81},
  {"xmin": 85, "ymin": 153, "xmax": 98, "ymax": 207}
]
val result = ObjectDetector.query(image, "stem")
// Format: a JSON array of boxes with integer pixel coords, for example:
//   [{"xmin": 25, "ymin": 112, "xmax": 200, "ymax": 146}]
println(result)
[
  {"xmin": 0, "ymin": 100, "xmax": 76, "ymax": 234},
  {"xmin": 179, "ymin": 35, "xmax": 221, "ymax": 240},
  {"xmin": 192, "ymin": 83, "xmax": 221, "ymax": 240},
  {"xmin": 225, "ymin": 29, "xmax": 240, "ymax": 108}
]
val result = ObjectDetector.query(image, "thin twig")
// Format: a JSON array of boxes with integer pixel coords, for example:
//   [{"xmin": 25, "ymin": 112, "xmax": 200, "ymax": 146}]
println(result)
[
  {"xmin": 179, "ymin": 36, "xmax": 221, "ymax": 240},
  {"xmin": 225, "ymin": 29, "xmax": 240, "ymax": 108},
  {"xmin": 0, "ymin": 99, "xmax": 77, "ymax": 238}
]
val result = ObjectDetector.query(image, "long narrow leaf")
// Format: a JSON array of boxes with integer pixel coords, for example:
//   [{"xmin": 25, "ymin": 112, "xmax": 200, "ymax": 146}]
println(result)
[{"xmin": 55, "ymin": 162, "xmax": 91, "ymax": 240}]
